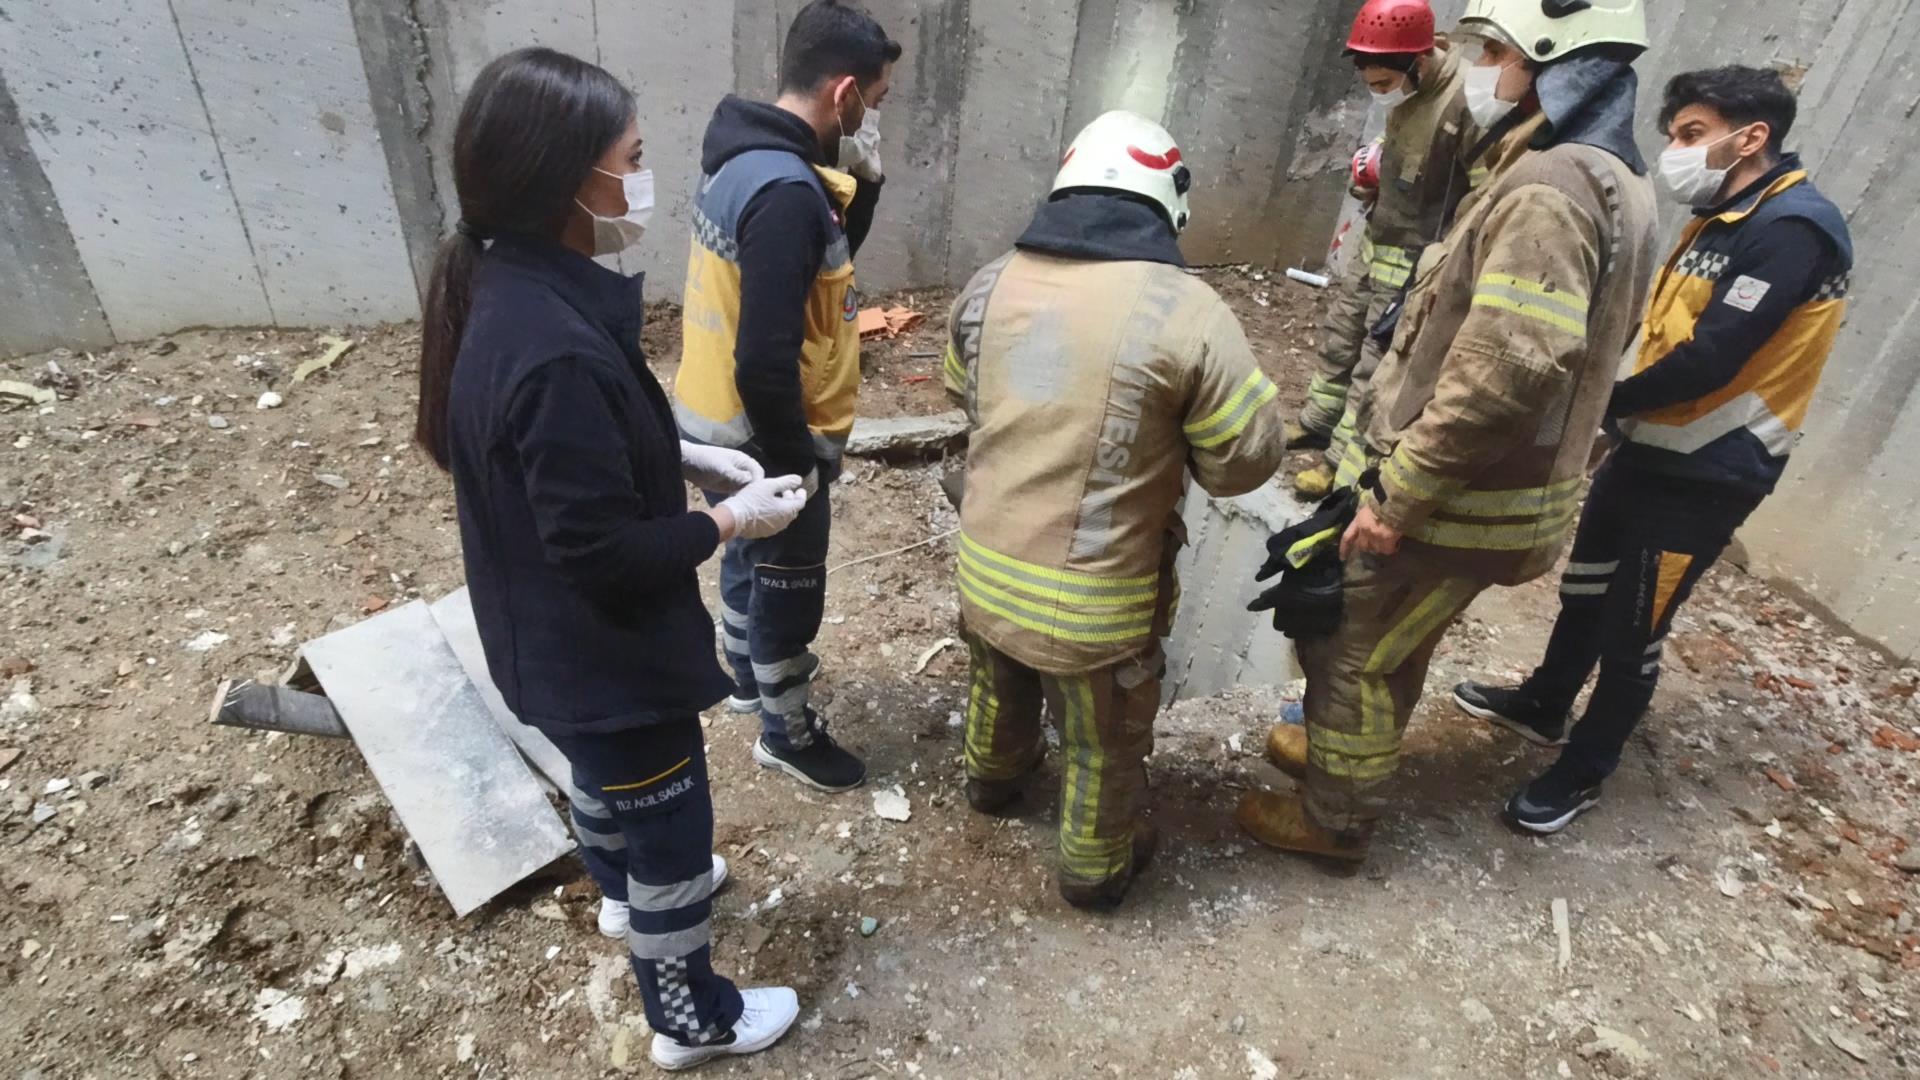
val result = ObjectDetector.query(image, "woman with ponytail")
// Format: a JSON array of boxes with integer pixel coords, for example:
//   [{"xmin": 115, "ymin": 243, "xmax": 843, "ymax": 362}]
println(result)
[{"xmin": 416, "ymin": 47, "xmax": 805, "ymax": 1069}]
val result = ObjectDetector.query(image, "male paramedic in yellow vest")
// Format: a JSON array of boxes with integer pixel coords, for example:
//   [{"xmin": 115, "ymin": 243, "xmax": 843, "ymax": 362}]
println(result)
[
  {"xmin": 1291, "ymin": 0, "xmax": 1482, "ymax": 500},
  {"xmin": 675, "ymin": 1, "xmax": 899, "ymax": 793},
  {"xmin": 1454, "ymin": 65, "xmax": 1853, "ymax": 835},
  {"xmin": 1241, "ymin": 0, "xmax": 1659, "ymax": 862},
  {"xmin": 945, "ymin": 112, "xmax": 1288, "ymax": 909}
]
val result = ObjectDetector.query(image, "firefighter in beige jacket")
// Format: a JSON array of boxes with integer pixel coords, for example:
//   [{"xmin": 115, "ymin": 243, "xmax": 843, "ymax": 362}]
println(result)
[
  {"xmin": 943, "ymin": 111, "xmax": 1287, "ymax": 909},
  {"xmin": 1242, "ymin": 0, "xmax": 1660, "ymax": 861}
]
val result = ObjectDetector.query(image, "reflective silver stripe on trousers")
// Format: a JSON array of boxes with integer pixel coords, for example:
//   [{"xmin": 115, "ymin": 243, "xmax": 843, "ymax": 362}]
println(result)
[
  {"xmin": 567, "ymin": 784, "xmax": 609, "ymax": 818},
  {"xmin": 575, "ymin": 824, "xmax": 626, "ymax": 851},
  {"xmin": 1560, "ymin": 582, "xmax": 1610, "ymax": 596},
  {"xmin": 675, "ymin": 403, "xmax": 753, "ymax": 450},
  {"xmin": 1641, "ymin": 660, "xmax": 1660, "ymax": 676},
  {"xmin": 628, "ymin": 922, "xmax": 712, "ymax": 961},
  {"xmin": 753, "ymin": 656, "xmax": 815, "ymax": 685},
  {"xmin": 1566, "ymin": 561, "xmax": 1620, "ymax": 577},
  {"xmin": 1645, "ymin": 637, "xmax": 1666, "ymax": 656},
  {"xmin": 625, "ymin": 872, "xmax": 714, "ymax": 913}
]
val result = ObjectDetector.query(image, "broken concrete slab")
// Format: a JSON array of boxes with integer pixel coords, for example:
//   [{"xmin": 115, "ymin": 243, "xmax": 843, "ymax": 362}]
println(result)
[
  {"xmin": 428, "ymin": 588, "xmax": 571, "ymax": 794},
  {"xmin": 300, "ymin": 601, "xmax": 573, "ymax": 916},
  {"xmin": 845, "ymin": 411, "xmax": 969, "ymax": 461},
  {"xmin": 1164, "ymin": 482, "xmax": 1306, "ymax": 705}
]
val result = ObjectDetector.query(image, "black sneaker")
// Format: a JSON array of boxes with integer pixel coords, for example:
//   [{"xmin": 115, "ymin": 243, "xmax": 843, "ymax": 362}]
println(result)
[
  {"xmin": 1453, "ymin": 682, "xmax": 1569, "ymax": 746},
  {"xmin": 752, "ymin": 714, "xmax": 865, "ymax": 793},
  {"xmin": 1504, "ymin": 769, "xmax": 1602, "ymax": 835}
]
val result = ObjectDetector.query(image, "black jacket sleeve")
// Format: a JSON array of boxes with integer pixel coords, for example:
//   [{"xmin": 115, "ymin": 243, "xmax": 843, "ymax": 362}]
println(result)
[
  {"xmin": 1609, "ymin": 217, "xmax": 1832, "ymax": 420},
  {"xmin": 844, "ymin": 175, "xmax": 884, "ymax": 256},
  {"xmin": 733, "ymin": 181, "xmax": 828, "ymax": 479},
  {"xmin": 508, "ymin": 358, "xmax": 721, "ymax": 598}
]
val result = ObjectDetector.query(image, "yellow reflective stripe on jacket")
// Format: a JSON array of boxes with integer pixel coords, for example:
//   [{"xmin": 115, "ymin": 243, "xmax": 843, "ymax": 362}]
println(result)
[
  {"xmin": 1369, "ymin": 244, "xmax": 1416, "ymax": 288},
  {"xmin": 943, "ymin": 342, "xmax": 966, "ymax": 387},
  {"xmin": 1468, "ymin": 165, "xmax": 1491, "ymax": 189},
  {"xmin": 1471, "ymin": 273, "xmax": 1589, "ymax": 337},
  {"xmin": 1285, "ymin": 524, "xmax": 1343, "ymax": 570},
  {"xmin": 957, "ymin": 568, "xmax": 1157, "ymax": 644},
  {"xmin": 956, "ymin": 532, "xmax": 1158, "ymax": 646},
  {"xmin": 1185, "ymin": 369, "xmax": 1280, "ymax": 449},
  {"xmin": 1410, "ymin": 503, "xmax": 1580, "ymax": 550},
  {"xmin": 1442, "ymin": 476, "xmax": 1582, "ymax": 517}
]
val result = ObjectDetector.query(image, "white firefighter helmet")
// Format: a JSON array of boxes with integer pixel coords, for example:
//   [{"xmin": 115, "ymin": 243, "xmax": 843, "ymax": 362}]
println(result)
[
  {"xmin": 1052, "ymin": 110, "xmax": 1193, "ymax": 233},
  {"xmin": 1458, "ymin": 0, "xmax": 1647, "ymax": 64}
]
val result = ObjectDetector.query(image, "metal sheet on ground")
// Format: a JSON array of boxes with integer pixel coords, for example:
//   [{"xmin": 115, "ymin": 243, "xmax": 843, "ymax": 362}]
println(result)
[
  {"xmin": 428, "ymin": 588, "xmax": 572, "ymax": 794},
  {"xmin": 302, "ymin": 601, "xmax": 573, "ymax": 916}
]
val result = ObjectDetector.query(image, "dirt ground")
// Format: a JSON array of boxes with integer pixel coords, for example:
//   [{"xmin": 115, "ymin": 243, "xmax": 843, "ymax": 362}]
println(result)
[{"xmin": 3, "ymin": 268, "xmax": 1918, "ymax": 1079}]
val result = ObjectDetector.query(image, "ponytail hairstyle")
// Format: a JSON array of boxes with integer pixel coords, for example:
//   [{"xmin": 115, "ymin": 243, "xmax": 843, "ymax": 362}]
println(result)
[{"xmin": 415, "ymin": 47, "xmax": 636, "ymax": 469}]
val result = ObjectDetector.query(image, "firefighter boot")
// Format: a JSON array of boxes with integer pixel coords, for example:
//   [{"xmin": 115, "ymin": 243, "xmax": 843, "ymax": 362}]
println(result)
[
  {"xmin": 1234, "ymin": 791, "xmax": 1370, "ymax": 863},
  {"xmin": 1058, "ymin": 824, "xmax": 1159, "ymax": 911},
  {"xmin": 965, "ymin": 743, "xmax": 1045, "ymax": 817},
  {"xmin": 1285, "ymin": 420, "xmax": 1331, "ymax": 452},
  {"xmin": 1263, "ymin": 723, "xmax": 1308, "ymax": 781},
  {"xmin": 1293, "ymin": 463, "xmax": 1335, "ymax": 499}
]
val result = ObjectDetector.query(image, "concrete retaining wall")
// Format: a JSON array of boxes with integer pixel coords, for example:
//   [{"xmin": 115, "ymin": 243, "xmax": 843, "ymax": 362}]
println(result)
[{"xmin": 3, "ymin": 0, "xmax": 1919, "ymax": 656}]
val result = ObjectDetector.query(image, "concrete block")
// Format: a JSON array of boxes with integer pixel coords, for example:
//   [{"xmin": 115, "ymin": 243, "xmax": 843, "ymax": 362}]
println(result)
[
  {"xmin": 1164, "ymin": 482, "xmax": 1308, "ymax": 704},
  {"xmin": 173, "ymin": 0, "xmax": 420, "ymax": 326},
  {"xmin": 846, "ymin": 409, "xmax": 968, "ymax": 459},
  {"xmin": 0, "ymin": 0, "xmax": 273, "ymax": 339},
  {"xmin": 945, "ymin": 0, "xmax": 1079, "ymax": 284},
  {"xmin": 0, "ymin": 73, "xmax": 112, "ymax": 356}
]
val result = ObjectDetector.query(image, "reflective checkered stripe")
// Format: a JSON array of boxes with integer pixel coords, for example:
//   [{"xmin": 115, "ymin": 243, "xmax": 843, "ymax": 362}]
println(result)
[{"xmin": 956, "ymin": 532, "xmax": 1159, "ymax": 650}]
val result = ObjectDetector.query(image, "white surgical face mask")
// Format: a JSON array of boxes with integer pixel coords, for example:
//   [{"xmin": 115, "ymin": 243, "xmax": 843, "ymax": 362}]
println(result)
[
  {"xmin": 838, "ymin": 87, "xmax": 883, "ymax": 176},
  {"xmin": 1656, "ymin": 127, "xmax": 1752, "ymax": 207},
  {"xmin": 1464, "ymin": 61, "xmax": 1518, "ymax": 130},
  {"xmin": 576, "ymin": 167, "xmax": 655, "ymax": 256},
  {"xmin": 1371, "ymin": 81, "xmax": 1412, "ymax": 110}
]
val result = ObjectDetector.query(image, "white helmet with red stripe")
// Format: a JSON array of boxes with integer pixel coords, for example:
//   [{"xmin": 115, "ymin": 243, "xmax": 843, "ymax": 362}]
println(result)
[{"xmin": 1051, "ymin": 110, "xmax": 1193, "ymax": 233}]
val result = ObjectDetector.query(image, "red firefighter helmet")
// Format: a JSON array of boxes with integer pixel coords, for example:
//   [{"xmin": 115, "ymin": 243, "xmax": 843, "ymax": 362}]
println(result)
[
  {"xmin": 1351, "ymin": 142, "xmax": 1383, "ymax": 190},
  {"xmin": 1347, "ymin": 0, "xmax": 1436, "ymax": 56}
]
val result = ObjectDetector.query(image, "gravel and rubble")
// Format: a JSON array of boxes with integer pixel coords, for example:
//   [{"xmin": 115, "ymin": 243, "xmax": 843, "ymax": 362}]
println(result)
[{"xmin": 1, "ymin": 271, "xmax": 1915, "ymax": 1078}]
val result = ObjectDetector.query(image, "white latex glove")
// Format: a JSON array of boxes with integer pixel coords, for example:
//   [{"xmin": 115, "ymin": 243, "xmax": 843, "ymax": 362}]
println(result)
[
  {"xmin": 680, "ymin": 441, "xmax": 764, "ymax": 495},
  {"xmin": 719, "ymin": 475, "xmax": 808, "ymax": 539}
]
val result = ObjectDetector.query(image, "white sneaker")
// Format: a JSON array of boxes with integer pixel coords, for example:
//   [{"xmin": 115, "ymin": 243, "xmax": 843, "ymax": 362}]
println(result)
[
  {"xmin": 650, "ymin": 986, "xmax": 799, "ymax": 1071},
  {"xmin": 599, "ymin": 855, "xmax": 731, "ymax": 939}
]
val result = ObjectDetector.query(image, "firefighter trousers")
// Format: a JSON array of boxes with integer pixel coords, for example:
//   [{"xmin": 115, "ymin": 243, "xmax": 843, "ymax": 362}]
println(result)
[
  {"xmin": 1521, "ymin": 459, "xmax": 1762, "ymax": 786},
  {"xmin": 1301, "ymin": 255, "xmax": 1388, "ymax": 463},
  {"xmin": 1296, "ymin": 549, "xmax": 1488, "ymax": 832},
  {"xmin": 712, "ymin": 460, "xmax": 838, "ymax": 751},
  {"xmin": 961, "ymin": 630, "xmax": 1162, "ymax": 889},
  {"xmin": 551, "ymin": 718, "xmax": 743, "ymax": 1047}
]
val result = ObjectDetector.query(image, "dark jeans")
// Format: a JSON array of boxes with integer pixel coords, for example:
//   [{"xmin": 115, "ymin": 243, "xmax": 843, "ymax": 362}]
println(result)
[
  {"xmin": 1522, "ymin": 459, "xmax": 1764, "ymax": 786},
  {"xmin": 549, "ymin": 718, "xmax": 742, "ymax": 1046},
  {"xmin": 711, "ymin": 461, "xmax": 836, "ymax": 750}
]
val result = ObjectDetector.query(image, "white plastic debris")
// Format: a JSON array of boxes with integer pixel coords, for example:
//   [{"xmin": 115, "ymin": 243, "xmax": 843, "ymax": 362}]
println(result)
[
  {"xmin": 256, "ymin": 391, "xmax": 284, "ymax": 410},
  {"xmin": 1284, "ymin": 268, "xmax": 1331, "ymax": 288},
  {"xmin": 184, "ymin": 631, "xmax": 230, "ymax": 653},
  {"xmin": 252, "ymin": 988, "xmax": 307, "ymax": 1033},
  {"xmin": 873, "ymin": 786, "xmax": 912, "ymax": 823}
]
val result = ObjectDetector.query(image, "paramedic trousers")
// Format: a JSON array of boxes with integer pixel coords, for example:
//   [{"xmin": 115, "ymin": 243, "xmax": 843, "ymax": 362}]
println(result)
[
  {"xmin": 713, "ymin": 459, "xmax": 839, "ymax": 751},
  {"xmin": 1520, "ymin": 458, "xmax": 1763, "ymax": 786},
  {"xmin": 550, "ymin": 718, "xmax": 742, "ymax": 1047}
]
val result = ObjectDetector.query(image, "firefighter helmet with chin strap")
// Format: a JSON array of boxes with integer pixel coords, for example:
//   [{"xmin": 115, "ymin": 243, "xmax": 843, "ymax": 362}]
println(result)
[
  {"xmin": 1052, "ymin": 111, "xmax": 1193, "ymax": 234},
  {"xmin": 1458, "ymin": 0, "xmax": 1647, "ymax": 64}
]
